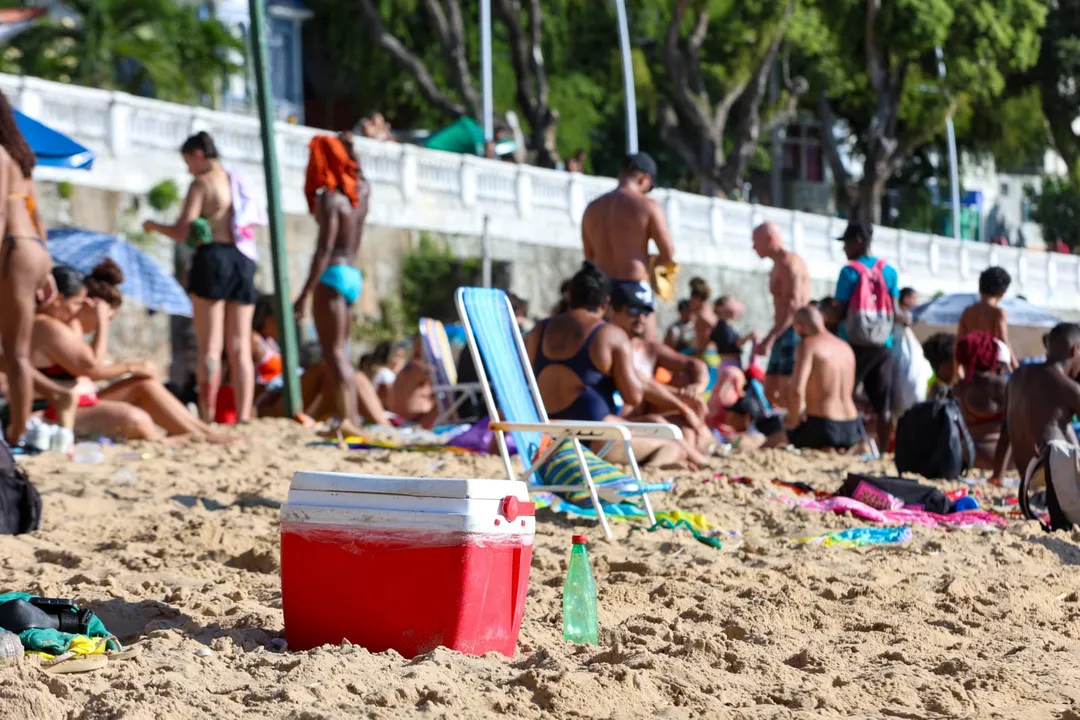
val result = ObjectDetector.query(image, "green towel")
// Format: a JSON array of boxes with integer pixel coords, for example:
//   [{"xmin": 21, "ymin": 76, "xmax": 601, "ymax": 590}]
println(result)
[{"xmin": 0, "ymin": 592, "xmax": 119, "ymax": 654}]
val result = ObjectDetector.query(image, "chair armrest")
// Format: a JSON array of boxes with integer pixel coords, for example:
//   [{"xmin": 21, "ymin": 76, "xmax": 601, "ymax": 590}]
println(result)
[
  {"xmin": 619, "ymin": 422, "xmax": 684, "ymax": 441},
  {"xmin": 491, "ymin": 420, "xmax": 632, "ymax": 442}
]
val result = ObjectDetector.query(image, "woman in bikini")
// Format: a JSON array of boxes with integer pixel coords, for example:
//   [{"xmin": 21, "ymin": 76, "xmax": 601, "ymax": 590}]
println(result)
[
  {"xmin": 294, "ymin": 132, "xmax": 370, "ymax": 435},
  {"xmin": 143, "ymin": 132, "xmax": 257, "ymax": 424},
  {"xmin": 0, "ymin": 90, "xmax": 55, "ymax": 447},
  {"xmin": 32, "ymin": 264, "xmax": 231, "ymax": 442}
]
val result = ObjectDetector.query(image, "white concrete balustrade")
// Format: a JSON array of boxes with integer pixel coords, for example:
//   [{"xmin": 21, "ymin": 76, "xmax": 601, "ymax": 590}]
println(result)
[{"xmin": 4, "ymin": 72, "xmax": 1078, "ymax": 311}]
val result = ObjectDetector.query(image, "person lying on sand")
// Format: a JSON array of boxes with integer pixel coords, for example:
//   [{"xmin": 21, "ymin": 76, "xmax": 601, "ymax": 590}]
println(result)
[
  {"xmin": 954, "ymin": 331, "xmax": 1010, "ymax": 471},
  {"xmin": 525, "ymin": 262, "xmax": 699, "ymax": 467},
  {"xmin": 31, "ymin": 264, "xmax": 233, "ymax": 443},
  {"xmin": 607, "ymin": 283, "xmax": 712, "ymax": 462},
  {"xmin": 250, "ymin": 295, "xmax": 390, "ymax": 427},
  {"xmin": 766, "ymin": 305, "xmax": 860, "ymax": 452},
  {"xmin": 990, "ymin": 322, "xmax": 1080, "ymax": 486}
]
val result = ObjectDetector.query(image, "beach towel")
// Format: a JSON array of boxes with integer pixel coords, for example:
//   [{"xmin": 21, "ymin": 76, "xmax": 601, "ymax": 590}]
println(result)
[
  {"xmin": 226, "ymin": 168, "xmax": 265, "ymax": 262},
  {"xmin": 783, "ymin": 495, "xmax": 1006, "ymax": 529},
  {"xmin": 0, "ymin": 592, "xmax": 119, "ymax": 655},
  {"xmin": 305, "ymin": 135, "xmax": 358, "ymax": 214},
  {"xmin": 798, "ymin": 526, "xmax": 912, "ymax": 548}
]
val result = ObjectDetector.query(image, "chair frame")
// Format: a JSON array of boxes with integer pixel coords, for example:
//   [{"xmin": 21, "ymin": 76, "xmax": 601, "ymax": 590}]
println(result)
[
  {"xmin": 456, "ymin": 288, "xmax": 683, "ymax": 538},
  {"xmin": 418, "ymin": 317, "xmax": 483, "ymax": 427}
]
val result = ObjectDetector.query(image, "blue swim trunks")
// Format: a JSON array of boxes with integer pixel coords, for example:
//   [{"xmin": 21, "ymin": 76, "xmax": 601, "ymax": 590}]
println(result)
[
  {"xmin": 318, "ymin": 264, "xmax": 363, "ymax": 305},
  {"xmin": 766, "ymin": 326, "xmax": 800, "ymax": 377}
]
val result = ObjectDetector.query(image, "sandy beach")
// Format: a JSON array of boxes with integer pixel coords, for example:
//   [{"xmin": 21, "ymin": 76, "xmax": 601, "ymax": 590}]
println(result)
[{"xmin": 1, "ymin": 419, "xmax": 1078, "ymax": 719}]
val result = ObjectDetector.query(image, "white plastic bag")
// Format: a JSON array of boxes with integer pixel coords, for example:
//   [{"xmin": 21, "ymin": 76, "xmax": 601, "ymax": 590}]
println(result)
[{"xmin": 892, "ymin": 326, "xmax": 933, "ymax": 416}]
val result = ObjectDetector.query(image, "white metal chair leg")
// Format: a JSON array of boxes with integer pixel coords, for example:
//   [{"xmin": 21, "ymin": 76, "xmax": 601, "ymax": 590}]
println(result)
[{"xmin": 571, "ymin": 437, "xmax": 612, "ymax": 539}]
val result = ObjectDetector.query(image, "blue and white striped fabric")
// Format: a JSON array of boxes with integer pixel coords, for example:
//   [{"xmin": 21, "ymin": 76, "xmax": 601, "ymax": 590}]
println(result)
[
  {"xmin": 456, "ymin": 287, "xmax": 546, "ymax": 479},
  {"xmin": 47, "ymin": 228, "xmax": 193, "ymax": 317}
]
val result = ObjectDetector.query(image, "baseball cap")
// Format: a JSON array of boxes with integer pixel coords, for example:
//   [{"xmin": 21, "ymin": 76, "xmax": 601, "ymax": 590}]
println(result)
[
  {"xmin": 626, "ymin": 152, "xmax": 658, "ymax": 179},
  {"xmin": 837, "ymin": 221, "xmax": 873, "ymax": 244},
  {"xmin": 611, "ymin": 282, "xmax": 655, "ymax": 312}
]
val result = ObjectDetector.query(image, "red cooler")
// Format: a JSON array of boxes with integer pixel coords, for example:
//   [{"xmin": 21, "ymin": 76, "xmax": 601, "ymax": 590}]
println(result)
[{"xmin": 280, "ymin": 472, "xmax": 535, "ymax": 657}]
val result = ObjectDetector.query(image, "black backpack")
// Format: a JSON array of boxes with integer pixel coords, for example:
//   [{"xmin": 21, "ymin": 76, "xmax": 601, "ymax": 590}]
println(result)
[
  {"xmin": 894, "ymin": 394, "xmax": 975, "ymax": 481},
  {"xmin": 0, "ymin": 437, "xmax": 41, "ymax": 535}
]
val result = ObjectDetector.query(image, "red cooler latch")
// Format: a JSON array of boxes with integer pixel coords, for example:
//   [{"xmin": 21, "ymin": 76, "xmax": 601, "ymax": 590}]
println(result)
[{"xmin": 501, "ymin": 496, "xmax": 535, "ymax": 522}]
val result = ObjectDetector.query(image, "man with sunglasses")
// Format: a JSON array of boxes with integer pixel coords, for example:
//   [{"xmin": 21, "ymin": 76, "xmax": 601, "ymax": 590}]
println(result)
[
  {"xmin": 581, "ymin": 152, "xmax": 676, "ymax": 340},
  {"xmin": 609, "ymin": 283, "xmax": 711, "ymax": 465}
]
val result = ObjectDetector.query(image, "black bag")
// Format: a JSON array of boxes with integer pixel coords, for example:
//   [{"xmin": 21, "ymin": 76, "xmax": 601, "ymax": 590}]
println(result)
[
  {"xmin": 894, "ymin": 394, "xmax": 975, "ymax": 481},
  {"xmin": 0, "ymin": 437, "xmax": 41, "ymax": 535},
  {"xmin": 838, "ymin": 473, "xmax": 951, "ymax": 514}
]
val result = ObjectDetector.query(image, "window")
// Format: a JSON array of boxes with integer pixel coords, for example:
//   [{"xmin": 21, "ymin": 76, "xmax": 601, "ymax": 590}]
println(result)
[{"xmin": 1000, "ymin": 182, "xmax": 1009, "ymax": 197}]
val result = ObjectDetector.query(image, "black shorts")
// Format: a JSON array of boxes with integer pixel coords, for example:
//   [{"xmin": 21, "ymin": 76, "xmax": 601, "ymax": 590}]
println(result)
[
  {"xmin": 788, "ymin": 416, "xmax": 861, "ymax": 450},
  {"xmin": 853, "ymin": 345, "xmax": 894, "ymax": 416},
  {"xmin": 188, "ymin": 243, "xmax": 257, "ymax": 305}
]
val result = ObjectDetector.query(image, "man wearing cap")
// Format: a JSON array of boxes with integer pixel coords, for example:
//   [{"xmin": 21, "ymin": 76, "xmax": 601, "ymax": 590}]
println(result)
[
  {"xmin": 581, "ymin": 152, "xmax": 676, "ymax": 340},
  {"xmin": 751, "ymin": 221, "xmax": 812, "ymax": 406},
  {"xmin": 608, "ymin": 283, "xmax": 711, "ymax": 465},
  {"xmin": 834, "ymin": 221, "xmax": 900, "ymax": 451}
]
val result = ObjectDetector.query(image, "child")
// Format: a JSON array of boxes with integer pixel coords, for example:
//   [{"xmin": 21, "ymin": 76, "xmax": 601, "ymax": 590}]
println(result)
[
  {"xmin": 958, "ymin": 267, "xmax": 1017, "ymax": 368},
  {"xmin": 922, "ymin": 332, "xmax": 958, "ymax": 399}
]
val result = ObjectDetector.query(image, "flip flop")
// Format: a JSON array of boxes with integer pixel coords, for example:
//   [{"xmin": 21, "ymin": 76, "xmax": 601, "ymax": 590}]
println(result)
[{"xmin": 38, "ymin": 653, "xmax": 109, "ymax": 675}]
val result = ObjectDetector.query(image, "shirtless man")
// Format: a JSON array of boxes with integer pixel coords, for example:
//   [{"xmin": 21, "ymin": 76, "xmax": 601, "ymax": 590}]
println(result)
[
  {"xmin": 581, "ymin": 152, "xmax": 675, "ymax": 340},
  {"xmin": 751, "ymin": 221, "xmax": 812, "ymax": 406},
  {"xmin": 295, "ymin": 131, "xmax": 371, "ymax": 436},
  {"xmin": 606, "ymin": 283, "xmax": 711, "ymax": 463},
  {"xmin": 525, "ymin": 262, "xmax": 694, "ymax": 467},
  {"xmin": 768, "ymin": 305, "xmax": 860, "ymax": 451},
  {"xmin": 990, "ymin": 323, "xmax": 1080, "ymax": 486},
  {"xmin": 958, "ymin": 266, "xmax": 1017, "ymax": 369}
]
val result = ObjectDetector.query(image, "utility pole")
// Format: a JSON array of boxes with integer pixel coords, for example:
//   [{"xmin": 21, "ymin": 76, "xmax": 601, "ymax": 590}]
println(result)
[
  {"xmin": 248, "ymin": 0, "xmax": 301, "ymax": 416},
  {"xmin": 935, "ymin": 46, "xmax": 962, "ymax": 241}
]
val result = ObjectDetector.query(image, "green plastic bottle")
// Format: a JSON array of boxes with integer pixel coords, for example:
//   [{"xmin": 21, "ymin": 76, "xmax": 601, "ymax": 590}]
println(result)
[{"xmin": 562, "ymin": 535, "xmax": 598, "ymax": 644}]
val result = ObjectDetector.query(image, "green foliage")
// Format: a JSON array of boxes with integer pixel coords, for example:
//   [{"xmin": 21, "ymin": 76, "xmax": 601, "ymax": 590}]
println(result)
[
  {"xmin": 3, "ymin": 0, "xmax": 243, "ymax": 104},
  {"xmin": 56, "ymin": 181, "xmax": 73, "ymax": 201},
  {"xmin": 1027, "ymin": 178, "xmax": 1080, "ymax": 249},
  {"xmin": 352, "ymin": 298, "xmax": 408, "ymax": 347},
  {"xmin": 400, "ymin": 234, "xmax": 479, "ymax": 326},
  {"xmin": 147, "ymin": 179, "xmax": 180, "ymax": 212}
]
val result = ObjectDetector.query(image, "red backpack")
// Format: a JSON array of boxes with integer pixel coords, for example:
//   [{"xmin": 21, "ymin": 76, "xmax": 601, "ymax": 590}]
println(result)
[{"xmin": 843, "ymin": 259, "xmax": 894, "ymax": 346}]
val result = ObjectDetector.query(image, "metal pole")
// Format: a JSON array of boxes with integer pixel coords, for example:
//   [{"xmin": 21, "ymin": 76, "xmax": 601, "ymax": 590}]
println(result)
[
  {"xmin": 613, "ymin": 0, "xmax": 638, "ymax": 155},
  {"xmin": 481, "ymin": 215, "xmax": 492, "ymax": 288},
  {"xmin": 481, "ymin": 0, "xmax": 494, "ymax": 143},
  {"xmin": 249, "ymin": 0, "xmax": 301, "ymax": 416},
  {"xmin": 936, "ymin": 46, "xmax": 962, "ymax": 241}
]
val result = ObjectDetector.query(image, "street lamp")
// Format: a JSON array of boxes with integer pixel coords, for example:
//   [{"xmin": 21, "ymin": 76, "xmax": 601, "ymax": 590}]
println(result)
[
  {"xmin": 613, "ymin": 0, "xmax": 638, "ymax": 155},
  {"xmin": 481, "ymin": 0, "xmax": 493, "ymax": 144},
  {"xmin": 935, "ymin": 46, "xmax": 961, "ymax": 242}
]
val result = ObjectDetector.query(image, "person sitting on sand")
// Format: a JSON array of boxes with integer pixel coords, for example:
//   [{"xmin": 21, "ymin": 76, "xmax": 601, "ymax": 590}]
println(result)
[
  {"xmin": 922, "ymin": 332, "xmax": 958, "ymax": 399},
  {"xmin": 767, "ymin": 305, "xmax": 859, "ymax": 451},
  {"xmin": 708, "ymin": 295, "xmax": 757, "ymax": 369},
  {"xmin": 525, "ymin": 262, "xmax": 699, "ymax": 467},
  {"xmin": 663, "ymin": 299, "xmax": 695, "ymax": 355},
  {"xmin": 687, "ymin": 277, "xmax": 718, "ymax": 357},
  {"xmin": 958, "ymin": 267, "xmax": 1017, "ymax": 369},
  {"xmin": 990, "ymin": 322, "xmax": 1080, "ymax": 486},
  {"xmin": 251, "ymin": 295, "xmax": 390, "ymax": 426},
  {"xmin": 607, "ymin": 283, "xmax": 711, "ymax": 461},
  {"xmin": 386, "ymin": 337, "xmax": 439, "ymax": 427},
  {"xmin": 32, "ymin": 265, "xmax": 230, "ymax": 442},
  {"xmin": 954, "ymin": 330, "xmax": 1010, "ymax": 470},
  {"xmin": 369, "ymin": 341, "xmax": 407, "ymax": 407}
]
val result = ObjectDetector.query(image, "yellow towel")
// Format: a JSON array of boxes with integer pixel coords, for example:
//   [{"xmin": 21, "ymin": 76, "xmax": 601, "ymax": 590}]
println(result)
[{"xmin": 650, "ymin": 259, "xmax": 679, "ymax": 303}]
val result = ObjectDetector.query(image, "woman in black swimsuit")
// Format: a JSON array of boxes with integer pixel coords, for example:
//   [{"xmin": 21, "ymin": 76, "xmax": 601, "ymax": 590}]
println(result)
[{"xmin": 0, "ymin": 90, "xmax": 53, "ymax": 447}]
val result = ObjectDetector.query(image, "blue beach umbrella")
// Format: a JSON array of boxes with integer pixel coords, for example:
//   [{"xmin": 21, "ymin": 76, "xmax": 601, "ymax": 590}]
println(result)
[
  {"xmin": 47, "ymin": 228, "xmax": 192, "ymax": 317},
  {"xmin": 912, "ymin": 293, "xmax": 1061, "ymax": 328},
  {"xmin": 15, "ymin": 110, "xmax": 94, "ymax": 170}
]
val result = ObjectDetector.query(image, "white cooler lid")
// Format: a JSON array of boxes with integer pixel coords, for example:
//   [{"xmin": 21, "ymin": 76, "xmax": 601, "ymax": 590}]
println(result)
[{"xmin": 289, "ymin": 472, "xmax": 529, "ymax": 501}]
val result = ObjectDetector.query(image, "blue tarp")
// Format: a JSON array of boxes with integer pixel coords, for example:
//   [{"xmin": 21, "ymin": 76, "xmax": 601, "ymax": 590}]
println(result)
[{"xmin": 15, "ymin": 110, "xmax": 94, "ymax": 170}]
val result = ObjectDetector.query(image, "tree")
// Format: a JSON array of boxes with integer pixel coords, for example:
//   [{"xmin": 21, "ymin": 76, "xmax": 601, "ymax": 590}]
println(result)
[
  {"xmin": 1028, "ymin": 177, "xmax": 1080, "ymax": 249},
  {"xmin": 653, "ymin": 0, "xmax": 807, "ymax": 197},
  {"xmin": 1031, "ymin": 0, "xmax": 1080, "ymax": 182},
  {"xmin": 4, "ymin": 0, "xmax": 241, "ymax": 105},
  {"xmin": 355, "ymin": 0, "xmax": 562, "ymax": 166},
  {"xmin": 809, "ymin": 0, "xmax": 1046, "ymax": 222}
]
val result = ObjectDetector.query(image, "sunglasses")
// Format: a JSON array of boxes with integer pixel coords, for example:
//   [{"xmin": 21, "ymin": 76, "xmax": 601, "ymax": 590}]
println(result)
[{"xmin": 617, "ymin": 305, "xmax": 653, "ymax": 317}]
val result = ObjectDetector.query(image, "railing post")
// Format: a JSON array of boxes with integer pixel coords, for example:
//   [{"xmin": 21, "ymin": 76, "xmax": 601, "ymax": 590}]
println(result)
[
  {"xmin": 568, "ymin": 174, "xmax": 585, "ymax": 225},
  {"xmin": 665, "ymin": 191, "xmax": 682, "ymax": 240},
  {"xmin": 460, "ymin": 156, "xmax": 478, "ymax": 208},
  {"xmin": 107, "ymin": 94, "xmax": 131, "ymax": 156},
  {"xmin": 929, "ymin": 236, "xmax": 940, "ymax": 275},
  {"xmin": 790, "ymin": 209, "xmax": 803, "ymax": 255},
  {"xmin": 17, "ymin": 79, "xmax": 42, "ymax": 120},
  {"xmin": 515, "ymin": 168, "xmax": 532, "ymax": 219},
  {"xmin": 400, "ymin": 144, "xmax": 419, "ymax": 201},
  {"xmin": 709, "ymin": 197, "xmax": 724, "ymax": 247}
]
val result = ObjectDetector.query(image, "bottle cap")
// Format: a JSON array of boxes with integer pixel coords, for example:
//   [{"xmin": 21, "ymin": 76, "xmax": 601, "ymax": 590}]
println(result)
[{"xmin": 572, "ymin": 535, "xmax": 588, "ymax": 545}]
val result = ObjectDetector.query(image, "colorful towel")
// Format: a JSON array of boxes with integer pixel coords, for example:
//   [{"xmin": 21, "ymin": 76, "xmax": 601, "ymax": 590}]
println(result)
[
  {"xmin": 783, "ymin": 495, "xmax": 1007, "ymax": 529},
  {"xmin": 798, "ymin": 526, "xmax": 913, "ymax": 548},
  {"xmin": 226, "ymin": 168, "xmax": 265, "ymax": 262}
]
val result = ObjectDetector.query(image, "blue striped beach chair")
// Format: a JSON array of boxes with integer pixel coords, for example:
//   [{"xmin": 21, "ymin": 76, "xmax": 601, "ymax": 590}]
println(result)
[
  {"xmin": 455, "ymin": 287, "xmax": 682, "ymax": 538},
  {"xmin": 419, "ymin": 317, "xmax": 482, "ymax": 426}
]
